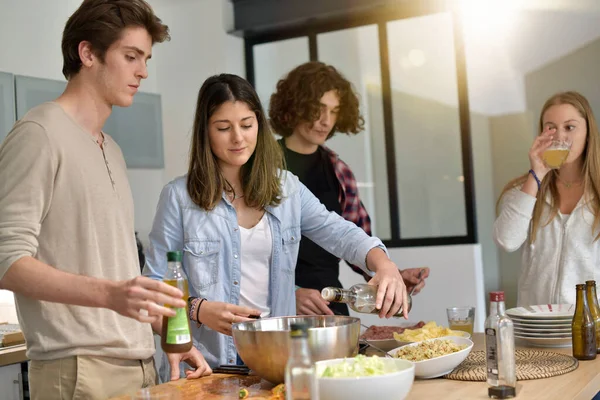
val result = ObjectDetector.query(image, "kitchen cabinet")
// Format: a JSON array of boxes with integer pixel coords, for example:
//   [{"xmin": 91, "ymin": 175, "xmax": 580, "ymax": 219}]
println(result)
[{"xmin": 0, "ymin": 363, "xmax": 23, "ymax": 400}]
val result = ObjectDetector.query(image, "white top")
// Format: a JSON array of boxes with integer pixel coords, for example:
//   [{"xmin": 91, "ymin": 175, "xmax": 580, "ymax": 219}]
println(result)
[
  {"xmin": 239, "ymin": 214, "xmax": 272, "ymax": 317},
  {"xmin": 493, "ymin": 187, "xmax": 600, "ymax": 306}
]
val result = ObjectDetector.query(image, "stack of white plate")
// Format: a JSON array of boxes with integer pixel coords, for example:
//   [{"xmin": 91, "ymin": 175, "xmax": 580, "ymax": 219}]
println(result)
[{"xmin": 505, "ymin": 304, "xmax": 574, "ymax": 348}]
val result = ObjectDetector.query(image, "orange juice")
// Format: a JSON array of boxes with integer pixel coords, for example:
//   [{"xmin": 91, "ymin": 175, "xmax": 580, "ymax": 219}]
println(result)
[
  {"xmin": 449, "ymin": 320, "xmax": 474, "ymax": 335},
  {"xmin": 542, "ymin": 148, "xmax": 569, "ymax": 169}
]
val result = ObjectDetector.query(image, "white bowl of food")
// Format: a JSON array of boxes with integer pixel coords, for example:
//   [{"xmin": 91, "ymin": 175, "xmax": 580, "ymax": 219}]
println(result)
[
  {"xmin": 315, "ymin": 355, "xmax": 415, "ymax": 400},
  {"xmin": 388, "ymin": 336, "xmax": 473, "ymax": 379},
  {"xmin": 392, "ymin": 321, "xmax": 471, "ymax": 347}
]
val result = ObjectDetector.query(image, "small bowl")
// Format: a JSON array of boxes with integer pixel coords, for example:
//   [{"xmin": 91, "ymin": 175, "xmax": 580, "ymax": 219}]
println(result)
[
  {"xmin": 388, "ymin": 336, "xmax": 473, "ymax": 379},
  {"xmin": 315, "ymin": 357, "xmax": 415, "ymax": 400}
]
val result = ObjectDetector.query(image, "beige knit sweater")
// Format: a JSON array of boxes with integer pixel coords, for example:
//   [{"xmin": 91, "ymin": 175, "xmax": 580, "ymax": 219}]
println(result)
[{"xmin": 0, "ymin": 102, "xmax": 154, "ymax": 361}]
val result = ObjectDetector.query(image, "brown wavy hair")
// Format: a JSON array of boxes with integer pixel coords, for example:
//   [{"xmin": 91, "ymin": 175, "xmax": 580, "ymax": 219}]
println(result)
[
  {"xmin": 269, "ymin": 62, "xmax": 364, "ymax": 138},
  {"xmin": 497, "ymin": 91, "xmax": 600, "ymax": 242},
  {"xmin": 62, "ymin": 0, "xmax": 170, "ymax": 79},
  {"xmin": 187, "ymin": 74, "xmax": 284, "ymax": 211}
]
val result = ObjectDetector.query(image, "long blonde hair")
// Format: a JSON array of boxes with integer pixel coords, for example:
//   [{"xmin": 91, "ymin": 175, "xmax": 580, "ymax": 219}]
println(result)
[{"xmin": 497, "ymin": 91, "xmax": 600, "ymax": 243}]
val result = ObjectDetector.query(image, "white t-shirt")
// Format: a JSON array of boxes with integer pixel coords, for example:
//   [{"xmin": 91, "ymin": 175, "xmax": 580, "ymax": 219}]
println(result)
[{"xmin": 239, "ymin": 214, "xmax": 272, "ymax": 317}]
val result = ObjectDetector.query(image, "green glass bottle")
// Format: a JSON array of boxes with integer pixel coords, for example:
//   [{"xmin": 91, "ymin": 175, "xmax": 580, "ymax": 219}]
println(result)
[
  {"xmin": 161, "ymin": 251, "xmax": 192, "ymax": 354},
  {"xmin": 572, "ymin": 284, "xmax": 596, "ymax": 360},
  {"xmin": 585, "ymin": 280, "xmax": 600, "ymax": 354}
]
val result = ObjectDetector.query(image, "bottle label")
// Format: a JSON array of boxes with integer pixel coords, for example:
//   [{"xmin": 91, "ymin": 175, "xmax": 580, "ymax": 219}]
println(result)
[
  {"xmin": 166, "ymin": 307, "xmax": 191, "ymax": 345},
  {"xmin": 485, "ymin": 328, "xmax": 499, "ymax": 380}
]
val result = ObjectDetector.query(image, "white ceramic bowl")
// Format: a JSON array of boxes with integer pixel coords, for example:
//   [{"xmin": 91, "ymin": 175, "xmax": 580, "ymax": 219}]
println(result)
[
  {"xmin": 393, "ymin": 330, "xmax": 472, "ymax": 348},
  {"xmin": 388, "ymin": 336, "xmax": 473, "ymax": 379},
  {"xmin": 315, "ymin": 357, "xmax": 415, "ymax": 400}
]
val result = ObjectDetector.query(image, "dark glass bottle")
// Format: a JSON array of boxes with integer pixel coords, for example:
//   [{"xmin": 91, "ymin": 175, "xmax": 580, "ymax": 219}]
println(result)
[
  {"xmin": 585, "ymin": 280, "xmax": 600, "ymax": 353},
  {"xmin": 572, "ymin": 284, "xmax": 596, "ymax": 360}
]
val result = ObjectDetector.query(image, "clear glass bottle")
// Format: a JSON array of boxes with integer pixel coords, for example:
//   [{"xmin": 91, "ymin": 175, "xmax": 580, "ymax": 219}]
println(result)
[
  {"xmin": 484, "ymin": 291, "xmax": 516, "ymax": 399},
  {"xmin": 160, "ymin": 251, "xmax": 192, "ymax": 353},
  {"xmin": 572, "ymin": 284, "xmax": 596, "ymax": 360},
  {"xmin": 285, "ymin": 323, "xmax": 318, "ymax": 400},
  {"xmin": 321, "ymin": 284, "xmax": 412, "ymax": 317},
  {"xmin": 585, "ymin": 280, "xmax": 600, "ymax": 354}
]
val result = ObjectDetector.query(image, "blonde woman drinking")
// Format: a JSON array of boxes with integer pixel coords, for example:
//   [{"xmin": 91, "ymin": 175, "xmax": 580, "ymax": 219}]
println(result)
[{"xmin": 494, "ymin": 91, "xmax": 600, "ymax": 307}]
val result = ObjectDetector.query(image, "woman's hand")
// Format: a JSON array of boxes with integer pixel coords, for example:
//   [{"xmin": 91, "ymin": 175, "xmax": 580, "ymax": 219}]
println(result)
[
  {"xmin": 198, "ymin": 301, "xmax": 261, "ymax": 336},
  {"xmin": 166, "ymin": 346, "xmax": 212, "ymax": 380},
  {"xmin": 529, "ymin": 127, "xmax": 555, "ymax": 180},
  {"xmin": 365, "ymin": 248, "xmax": 408, "ymax": 319}
]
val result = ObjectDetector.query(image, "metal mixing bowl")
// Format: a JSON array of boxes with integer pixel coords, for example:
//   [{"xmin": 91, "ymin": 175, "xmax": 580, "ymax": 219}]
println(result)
[{"xmin": 232, "ymin": 315, "xmax": 360, "ymax": 384}]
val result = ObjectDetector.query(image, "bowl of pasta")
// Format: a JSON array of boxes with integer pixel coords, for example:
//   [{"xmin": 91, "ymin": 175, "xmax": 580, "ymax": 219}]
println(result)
[{"xmin": 388, "ymin": 336, "xmax": 473, "ymax": 379}]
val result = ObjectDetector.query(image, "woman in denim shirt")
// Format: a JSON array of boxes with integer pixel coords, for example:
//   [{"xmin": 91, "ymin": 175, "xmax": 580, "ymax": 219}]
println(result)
[{"xmin": 144, "ymin": 74, "xmax": 408, "ymax": 375}]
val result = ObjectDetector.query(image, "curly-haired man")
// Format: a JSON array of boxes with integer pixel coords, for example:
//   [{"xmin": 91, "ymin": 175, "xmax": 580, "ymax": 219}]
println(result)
[{"xmin": 269, "ymin": 61, "xmax": 429, "ymax": 317}]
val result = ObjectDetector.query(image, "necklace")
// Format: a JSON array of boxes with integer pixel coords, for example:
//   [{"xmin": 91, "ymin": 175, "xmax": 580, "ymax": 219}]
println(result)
[{"xmin": 556, "ymin": 174, "xmax": 582, "ymax": 189}]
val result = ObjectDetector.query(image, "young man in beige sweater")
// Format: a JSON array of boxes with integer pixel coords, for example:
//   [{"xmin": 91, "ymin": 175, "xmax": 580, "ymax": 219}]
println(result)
[{"xmin": 0, "ymin": 1, "xmax": 211, "ymax": 398}]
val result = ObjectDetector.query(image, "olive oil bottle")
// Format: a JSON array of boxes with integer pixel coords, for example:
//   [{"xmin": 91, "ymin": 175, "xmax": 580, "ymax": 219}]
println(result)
[
  {"xmin": 572, "ymin": 284, "xmax": 596, "ymax": 360},
  {"xmin": 585, "ymin": 280, "xmax": 600, "ymax": 353},
  {"xmin": 161, "ymin": 251, "xmax": 192, "ymax": 353}
]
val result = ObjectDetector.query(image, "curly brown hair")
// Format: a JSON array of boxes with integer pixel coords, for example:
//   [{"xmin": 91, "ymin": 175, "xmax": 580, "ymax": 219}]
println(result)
[{"xmin": 269, "ymin": 62, "xmax": 364, "ymax": 138}]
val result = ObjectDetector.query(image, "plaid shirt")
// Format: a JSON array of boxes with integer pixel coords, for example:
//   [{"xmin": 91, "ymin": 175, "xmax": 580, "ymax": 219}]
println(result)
[{"xmin": 323, "ymin": 145, "xmax": 373, "ymax": 281}]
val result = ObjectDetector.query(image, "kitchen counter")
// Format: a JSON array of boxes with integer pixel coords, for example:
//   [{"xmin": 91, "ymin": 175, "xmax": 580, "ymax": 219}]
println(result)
[
  {"xmin": 111, "ymin": 333, "xmax": 600, "ymax": 400},
  {"xmin": 0, "ymin": 344, "xmax": 27, "ymax": 367}
]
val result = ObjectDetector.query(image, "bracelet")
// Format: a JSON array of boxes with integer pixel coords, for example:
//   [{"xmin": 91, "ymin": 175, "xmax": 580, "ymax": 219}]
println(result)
[
  {"xmin": 529, "ymin": 169, "xmax": 541, "ymax": 190},
  {"xmin": 187, "ymin": 296, "xmax": 198, "ymax": 321},
  {"xmin": 196, "ymin": 298, "xmax": 207, "ymax": 327}
]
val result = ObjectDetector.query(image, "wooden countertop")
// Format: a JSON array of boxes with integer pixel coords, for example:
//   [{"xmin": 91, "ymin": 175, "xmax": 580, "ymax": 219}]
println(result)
[
  {"xmin": 0, "ymin": 344, "xmax": 27, "ymax": 367},
  {"xmin": 111, "ymin": 333, "xmax": 600, "ymax": 400}
]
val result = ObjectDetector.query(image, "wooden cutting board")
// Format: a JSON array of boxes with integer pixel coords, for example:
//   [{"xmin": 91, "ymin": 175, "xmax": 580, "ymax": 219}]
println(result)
[{"xmin": 110, "ymin": 373, "xmax": 279, "ymax": 400}]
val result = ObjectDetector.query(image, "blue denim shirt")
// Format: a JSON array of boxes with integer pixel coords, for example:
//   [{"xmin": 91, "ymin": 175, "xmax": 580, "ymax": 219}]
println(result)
[{"xmin": 143, "ymin": 171, "xmax": 384, "ymax": 368}]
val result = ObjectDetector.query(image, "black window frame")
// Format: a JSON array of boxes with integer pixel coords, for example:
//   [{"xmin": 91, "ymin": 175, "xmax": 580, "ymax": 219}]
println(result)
[{"xmin": 243, "ymin": 4, "xmax": 477, "ymax": 248}]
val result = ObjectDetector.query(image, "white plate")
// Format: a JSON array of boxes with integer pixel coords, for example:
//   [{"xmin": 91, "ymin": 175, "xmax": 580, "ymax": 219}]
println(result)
[
  {"xmin": 388, "ymin": 336, "xmax": 474, "ymax": 379},
  {"xmin": 361, "ymin": 321, "xmax": 429, "ymax": 352},
  {"xmin": 514, "ymin": 327, "xmax": 571, "ymax": 335},
  {"xmin": 506, "ymin": 304, "xmax": 574, "ymax": 319},
  {"xmin": 513, "ymin": 320, "xmax": 572, "ymax": 329},
  {"xmin": 514, "ymin": 330, "xmax": 571, "ymax": 338},
  {"xmin": 511, "ymin": 316, "xmax": 573, "ymax": 324},
  {"xmin": 515, "ymin": 335, "xmax": 572, "ymax": 348}
]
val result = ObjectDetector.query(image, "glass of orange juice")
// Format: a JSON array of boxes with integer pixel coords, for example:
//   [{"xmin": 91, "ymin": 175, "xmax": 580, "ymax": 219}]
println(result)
[
  {"xmin": 542, "ymin": 140, "xmax": 571, "ymax": 169},
  {"xmin": 446, "ymin": 306, "xmax": 475, "ymax": 335}
]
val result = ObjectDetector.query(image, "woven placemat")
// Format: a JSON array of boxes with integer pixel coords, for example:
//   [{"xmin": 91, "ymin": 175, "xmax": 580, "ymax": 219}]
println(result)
[{"xmin": 445, "ymin": 350, "xmax": 578, "ymax": 381}]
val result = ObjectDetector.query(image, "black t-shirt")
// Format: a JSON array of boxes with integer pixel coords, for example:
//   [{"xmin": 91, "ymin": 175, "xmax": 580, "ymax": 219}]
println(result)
[{"xmin": 279, "ymin": 139, "xmax": 349, "ymax": 315}]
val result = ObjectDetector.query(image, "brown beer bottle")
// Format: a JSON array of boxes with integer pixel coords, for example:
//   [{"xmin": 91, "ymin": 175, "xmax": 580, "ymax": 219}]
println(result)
[
  {"xmin": 572, "ymin": 284, "xmax": 596, "ymax": 360},
  {"xmin": 161, "ymin": 251, "xmax": 193, "ymax": 353},
  {"xmin": 585, "ymin": 280, "xmax": 600, "ymax": 353}
]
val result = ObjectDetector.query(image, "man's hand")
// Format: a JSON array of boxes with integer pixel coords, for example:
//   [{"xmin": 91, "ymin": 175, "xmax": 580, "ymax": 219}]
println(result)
[
  {"xmin": 401, "ymin": 267, "xmax": 430, "ymax": 295},
  {"xmin": 295, "ymin": 288, "xmax": 334, "ymax": 316},
  {"xmin": 107, "ymin": 276, "xmax": 186, "ymax": 323},
  {"xmin": 167, "ymin": 347, "xmax": 212, "ymax": 381},
  {"xmin": 366, "ymin": 248, "xmax": 408, "ymax": 319},
  {"xmin": 198, "ymin": 301, "xmax": 261, "ymax": 336}
]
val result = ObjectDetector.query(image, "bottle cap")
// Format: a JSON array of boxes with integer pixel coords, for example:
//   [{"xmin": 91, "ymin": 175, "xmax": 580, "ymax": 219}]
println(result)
[
  {"xmin": 490, "ymin": 291, "xmax": 504, "ymax": 302},
  {"xmin": 576, "ymin": 284, "xmax": 586, "ymax": 290},
  {"xmin": 290, "ymin": 323, "xmax": 309, "ymax": 338},
  {"xmin": 321, "ymin": 287, "xmax": 336, "ymax": 301},
  {"xmin": 586, "ymin": 280, "xmax": 596, "ymax": 286},
  {"xmin": 488, "ymin": 385, "xmax": 516, "ymax": 399},
  {"xmin": 167, "ymin": 251, "xmax": 183, "ymax": 262}
]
